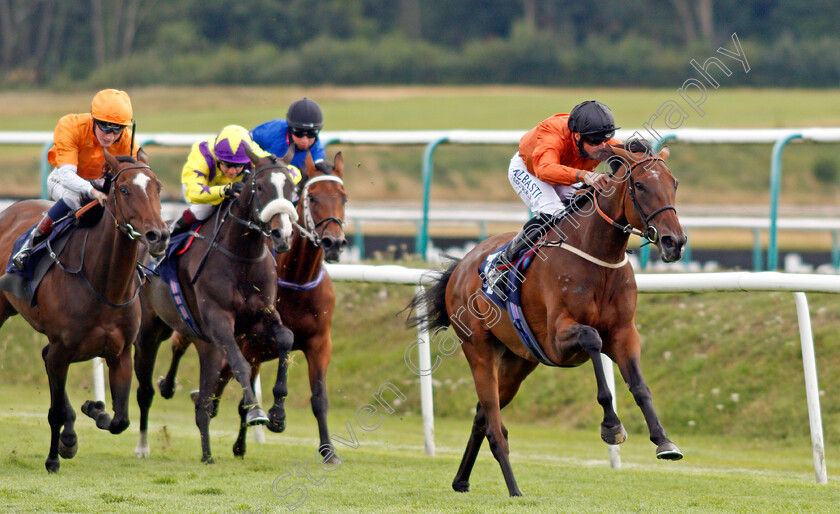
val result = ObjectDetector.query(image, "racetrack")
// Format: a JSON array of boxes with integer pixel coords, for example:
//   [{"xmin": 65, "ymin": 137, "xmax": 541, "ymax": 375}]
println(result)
[{"xmin": 1, "ymin": 383, "xmax": 839, "ymax": 513}]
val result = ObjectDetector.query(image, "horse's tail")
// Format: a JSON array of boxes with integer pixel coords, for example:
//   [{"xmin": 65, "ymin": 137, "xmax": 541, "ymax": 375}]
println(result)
[{"xmin": 405, "ymin": 257, "xmax": 460, "ymax": 332}]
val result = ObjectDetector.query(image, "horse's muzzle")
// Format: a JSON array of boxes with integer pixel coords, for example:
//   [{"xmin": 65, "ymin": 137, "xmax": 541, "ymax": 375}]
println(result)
[
  {"xmin": 658, "ymin": 233, "xmax": 687, "ymax": 263},
  {"xmin": 145, "ymin": 229, "xmax": 169, "ymax": 257},
  {"xmin": 321, "ymin": 235, "xmax": 347, "ymax": 263},
  {"xmin": 270, "ymin": 228, "xmax": 292, "ymax": 254}
]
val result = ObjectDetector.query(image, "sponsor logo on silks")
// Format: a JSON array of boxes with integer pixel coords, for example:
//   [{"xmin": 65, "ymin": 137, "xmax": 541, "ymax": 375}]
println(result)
[{"xmin": 513, "ymin": 169, "xmax": 542, "ymax": 199}]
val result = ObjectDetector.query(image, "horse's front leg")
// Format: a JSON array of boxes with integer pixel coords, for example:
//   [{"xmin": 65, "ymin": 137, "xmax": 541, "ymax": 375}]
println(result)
[
  {"xmin": 82, "ymin": 340, "xmax": 133, "ymax": 434},
  {"xmin": 304, "ymin": 334, "xmax": 337, "ymax": 461},
  {"xmin": 265, "ymin": 318, "xmax": 294, "ymax": 433},
  {"xmin": 204, "ymin": 309, "xmax": 267, "ymax": 426},
  {"xmin": 43, "ymin": 342, "xmax": 69, "ymax": 473},
  {"xmin": 57, "ymin": 389, "xmax": 78, "ymax": 460},
  {"xmin": 554, "ymin": 321, "xmax": 626, "ymax": 445},
  {"xmin": 610, "ymin": 325, "xmax": 683, "ymax": 460},
  {"xmin": 194, "ymin": 340, "xmax": 225, "ymax": 463}
]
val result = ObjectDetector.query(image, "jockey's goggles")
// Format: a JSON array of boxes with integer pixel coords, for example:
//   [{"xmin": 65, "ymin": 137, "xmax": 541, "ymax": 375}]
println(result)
[
  {"xmin": 219, "ymin": 160, "xmax": 246, "ymax": 169},
  {"xmin": 583, "ymin": 132, "xmax": 614, "ymax": 145},
  {"xmin": 94, "ymin": 119, "xmax": 126, "ymax": 135},
  {"xmin": 292, "ymin": 128, "xmax": 319, "ymax": 139}
]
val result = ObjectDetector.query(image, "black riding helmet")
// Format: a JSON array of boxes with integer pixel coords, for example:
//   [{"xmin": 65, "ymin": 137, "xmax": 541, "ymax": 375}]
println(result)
[
  {"xmin": 568, "ymin": 100, "xmax": 619, "ymax": 142},
  {"xmin": 287, "ymin": 98, "xmax": 324, "ymax": 132}
]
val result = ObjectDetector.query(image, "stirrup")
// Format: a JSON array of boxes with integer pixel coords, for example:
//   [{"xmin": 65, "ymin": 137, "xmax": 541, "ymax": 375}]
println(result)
[{"xmin": 12, "ymin": 240, "xmax": 35, "ymax": 270}]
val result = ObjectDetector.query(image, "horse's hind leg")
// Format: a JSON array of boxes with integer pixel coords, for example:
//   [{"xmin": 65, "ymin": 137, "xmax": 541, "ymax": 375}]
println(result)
[
  {"xmin": 43, "ymin": 342, "xmax": 69, "ymax": 473},
  {"xmin": 134, "ymin": 315, "xmax": 172, "ymax": 458},
  {"xmin": 453, "ymin": 350, "xmax": 537, "ymax": 493},
  {"xmin": 610, "ymin": 327, "xmax": 682, "ymax": 460},
  {"xmin": 158, "ymin": 331, "xmax": 191, "ymax": 399}
]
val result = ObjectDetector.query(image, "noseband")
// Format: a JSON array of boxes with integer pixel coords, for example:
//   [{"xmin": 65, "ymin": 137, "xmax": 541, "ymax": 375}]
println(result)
[
  {"xmin": 295, "ymin": 175, "xmax": 345, "ymax": 247},
  {"xmin": 594, "ymin": 157, "xmax": 676, "ymax": 244}
]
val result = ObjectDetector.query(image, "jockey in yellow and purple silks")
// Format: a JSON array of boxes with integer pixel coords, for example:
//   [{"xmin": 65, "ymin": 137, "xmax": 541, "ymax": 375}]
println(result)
[{"xmin": 168, "ymin": 124, "xmax": 302, "ymax": 237}]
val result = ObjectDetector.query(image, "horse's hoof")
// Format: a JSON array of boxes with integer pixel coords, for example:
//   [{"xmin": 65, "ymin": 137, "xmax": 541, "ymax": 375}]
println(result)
[
  {"xmin": 201, "ymin": 456, "xmax": 215, "ymax": 465},
  {"xmin": 656, "ymin": 442, "xmax": 684, "ymax": 460},
  {"xmin": 109, "ymin": 419, "xmax": 129, "ymax": 435},
  {"xmin": 601, "ymin": 423, "xmax": 628, "ymax": 445},
  {"xmin": 58, "ymin": 437, "xmax": 78, "ymax": 459},
  {"xmin": 452, "ymin": 479, "xmax": 470, "ymax": 493},
  {"xmin": 134, "ymin": 444, "xmax": 150, "ymax": 458},
  {"xmin": 45, "ymin": 457, "xmax": 60, "ymax": 473},
  {"xmin": 95, "ymin": 411, "xmax": 112, "ymax": 430},
  {"xmin": 158, "ymin": 376, "xmax": 175, "ymax": 399},
  {"xmin": 80, "ymin": 400, "xmax": 105, "ymax": 418},
  {"xmin": 246, "ymin": 407, "xmax": 268, "ymax": 427},
  {"xmin": 233, "ymin": 443, "xmax": 246, "ymax": 458},
  {"xmin": 266, "ymin": 406, "xmax": 286, "ymax": 432}
]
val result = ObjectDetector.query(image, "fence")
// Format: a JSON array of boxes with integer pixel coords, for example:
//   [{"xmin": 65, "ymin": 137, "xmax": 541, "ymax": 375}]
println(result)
[{"xmin": 3, "ymin": 127, "xmax": 840, "ymax": 268}]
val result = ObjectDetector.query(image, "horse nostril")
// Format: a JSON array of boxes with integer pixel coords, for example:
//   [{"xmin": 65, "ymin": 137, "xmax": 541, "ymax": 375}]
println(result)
[
  {"xmin": 146, "ymin": 231, "xmax": 159, "ymax": 243},
  {"xmin": 321, "ymin": 237, "xmax": 334, "ymax": 249},
  {"xmin": 660, "ymin": 236, "xmax": 674, "ymax": 249},
  {"xmin": 339, "ymin": 238, "xmax": 347, "ymax": 249}
]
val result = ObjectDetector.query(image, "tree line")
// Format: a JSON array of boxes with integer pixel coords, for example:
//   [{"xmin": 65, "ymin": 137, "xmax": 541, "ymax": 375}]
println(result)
[{"xmin": 1, "ymin": 0, "xmax": 838, "ymax": 88}]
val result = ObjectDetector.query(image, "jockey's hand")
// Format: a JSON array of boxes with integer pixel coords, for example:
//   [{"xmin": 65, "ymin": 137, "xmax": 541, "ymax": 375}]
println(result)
[
  {"xmin": 224, "ymin": 181, "xmax": 245, "ymax": 198},
  {"xmin": 581, "ymin": 171, "xmax": 600, "ymax": 186},
  {"xmin": 91, "ymin": 189, "xmax": 108, "ymax": 206}
]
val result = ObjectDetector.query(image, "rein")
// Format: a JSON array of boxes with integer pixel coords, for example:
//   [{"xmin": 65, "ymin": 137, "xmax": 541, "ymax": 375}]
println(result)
[
  {"xmin": 189, "ymin": 162, "xmax": 288, "ymax": 284},
  {"xmin": 593, "ymin": 157, "xmax": 676, "ymax": 244},
  {"xmin": 103, "ymin": 164, "xmax": 153, "ymax": 240},
  {"xmin": 294, "ymin": 175, "xmax": 345, "ymax": 247}
]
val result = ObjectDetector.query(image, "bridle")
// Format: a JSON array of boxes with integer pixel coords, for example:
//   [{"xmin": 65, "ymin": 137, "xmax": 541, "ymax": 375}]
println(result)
[
  {"xmin": 593, "ymin": 157, "xmax": 676, "ymax": 244},
  {"xmin": 228, "ymin": 161, "xmax": 292, "ymax": 238},
  {"xmin": 294, "ymin": 174, "xmax": 345, "ymax": 247},
  {"xmin": 103, "ymin": 164, "xmax": 152, "ymax": 240}
]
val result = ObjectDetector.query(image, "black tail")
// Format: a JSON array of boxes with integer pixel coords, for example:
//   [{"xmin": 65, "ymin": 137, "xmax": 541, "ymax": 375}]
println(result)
[{"xmin": 405, "ymin": 257, "xmax": 460, "ymax": 332}]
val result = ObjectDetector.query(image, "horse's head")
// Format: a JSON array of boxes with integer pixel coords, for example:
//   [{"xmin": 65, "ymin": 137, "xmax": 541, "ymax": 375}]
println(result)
[
  {"xmin": 102, "ymin": 150, "xmax": 169, "ymax": 257},
  {"xmin": 238, "ymin": 146, "xmax": 299, "ymax": 253},
  {"xmin": 609, "ymin": 142, "xmax": 686, "ymax": 263},
  {"xmin": 299, "ymin": 151, "xmax": 348, "ymax": 263}
]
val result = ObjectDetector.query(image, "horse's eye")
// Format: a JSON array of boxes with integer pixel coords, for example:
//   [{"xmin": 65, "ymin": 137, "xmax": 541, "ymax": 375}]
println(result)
[
  {"xmin": 256, "ymin": 185, "xmax": 262, "ymax": 192},
  {"xmin": 119, "ymin": 186, "xmax": 129, "ymax": 195},
  {"xmin": 308, "ymin": 195, "xmax": 315, "ymax": 203},
  {"xmin": 634, "ymin": 182, "xmax": 644, "ymax": 191}
]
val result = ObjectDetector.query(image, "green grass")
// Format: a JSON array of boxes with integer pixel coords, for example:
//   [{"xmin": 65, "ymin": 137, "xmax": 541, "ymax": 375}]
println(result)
[{"xmin": 1, "ymin": 382, "xmax": 839, "ymax": 513}]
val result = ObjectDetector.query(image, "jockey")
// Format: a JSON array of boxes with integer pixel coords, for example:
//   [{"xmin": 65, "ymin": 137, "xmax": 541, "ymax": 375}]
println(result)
[
  {"xmin": 13, "ymin": 88, "xmax": 140, "ymax": 270},
  {"xmin": 250, "ymin": 97, "xmax": 326, "ymax": 191},
  {"xmin": 486, "ymin": 100, "xmax": 620, "ymax": 286},
  {"xmin": 168, "ymin": 124, "xmax": 302, "ymax": 237}
]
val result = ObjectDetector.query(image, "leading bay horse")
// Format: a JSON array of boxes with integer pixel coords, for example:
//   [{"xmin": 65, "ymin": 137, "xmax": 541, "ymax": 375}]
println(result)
[
  {"xmin": 158, "ymin": 151, "xmax": 347, "ymax": 461},
  {"xmin": 0, "ymin": 152, "xmax": 168, "ymax": 473},
  {"xmin": 133, "ymin": 148, "xmax": 298, "ymax": 463},
  {"xmin": 409, "ymin": 141, "xmax": 687, "ymax": 496}
]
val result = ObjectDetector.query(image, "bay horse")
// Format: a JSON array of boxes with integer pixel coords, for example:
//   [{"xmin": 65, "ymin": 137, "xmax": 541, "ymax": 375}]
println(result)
[
  {"xmin": 409, "ymin": 141, "xmax": 687, "ymax": 496},
  {"xmin": 133, "ymin": 148, "xmax": 298, "ymax": 463},
  {"xmin": 0, "ymin": 151, "xmax": 168, "ymax": 473},
  {"xmin": 157, "ymin": 151, "xmax": 347, "ymax": 461}
]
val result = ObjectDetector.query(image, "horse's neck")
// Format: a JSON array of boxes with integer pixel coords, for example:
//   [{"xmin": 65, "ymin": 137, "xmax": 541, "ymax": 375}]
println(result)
[
  {"xmin": 84, "ymin": 214, "xmax": 139, "ymax": 300},
  {"xmin": 277, "ymin": 214, "xmax": 323, "ymax": 283},
  {"xmin": 563, "ymin": 183, "xmax": 631, "ymax": 261},
  {"xmin": 218, "ymin": 200, "xmax": 265, "ymax": 259}
]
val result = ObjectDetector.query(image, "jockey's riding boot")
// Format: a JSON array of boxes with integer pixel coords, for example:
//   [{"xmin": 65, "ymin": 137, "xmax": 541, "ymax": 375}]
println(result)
[
  {"xmin": 485, "ymin": 212, "xmax": 554, "ymax": 292},
  {"xmin": 168, "ymin": 216, "xmax": 191, "ymax": 238},
  {"xmin": 12, "ymin": 213, "xmax": 55, "ymax": 270}
]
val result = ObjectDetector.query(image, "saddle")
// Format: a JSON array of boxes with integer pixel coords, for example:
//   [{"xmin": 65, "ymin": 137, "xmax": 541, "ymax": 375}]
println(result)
[{"xmin": 0, "ymin": 209, "xmax": 100, "ymax": 307}]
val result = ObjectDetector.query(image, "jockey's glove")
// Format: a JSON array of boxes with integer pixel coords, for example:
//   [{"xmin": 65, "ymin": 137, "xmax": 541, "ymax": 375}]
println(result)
[{"xmin": 224, "ymin": 181, "xmax": 245, "ymax": 197}]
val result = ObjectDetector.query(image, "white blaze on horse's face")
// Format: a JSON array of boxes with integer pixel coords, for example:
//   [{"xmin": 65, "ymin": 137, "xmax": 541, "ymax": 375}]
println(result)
[
  {"xmin": 133, "ymin": 172, "xmax": 152, "ymax": 198},
  {"xmin": 259, "ymin": 170, "xmax": 298, "ymax": 240}
]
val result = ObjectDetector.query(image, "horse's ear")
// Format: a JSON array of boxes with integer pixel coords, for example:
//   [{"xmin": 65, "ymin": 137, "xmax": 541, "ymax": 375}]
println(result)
[
  {"xmin": 305, "ymin": 150, "xmax": 316, "ymax": 175},
  {"xmin": 245, "ymin": 145, "xmax": 259, "ymax": 166},
  {"xmin": 103, "ymin": 148, "xmax": 119, "ymax": 173},
  {"xmin": 280, "ymin": 144, "xmax": 295, "ymax": 165},
  {"xmin": 137, "ymin": 147, "xmax": 149, "ymax": 165},
  {"xmin": 658, "ymin": 146, "xmax": 670, "ymax": 161},
  {"xmin": 333, "ymin": 152, "xmax": 344, "ymax": 178}
]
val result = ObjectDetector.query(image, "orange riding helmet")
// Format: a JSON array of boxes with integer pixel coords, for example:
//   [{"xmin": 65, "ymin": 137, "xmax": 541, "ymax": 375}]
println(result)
[{"xmin": 90, "ymin": 89, "xmax": 133, "ymax": 125}]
